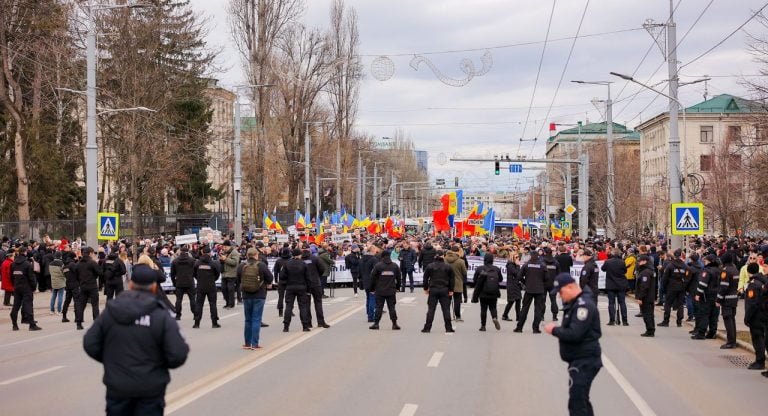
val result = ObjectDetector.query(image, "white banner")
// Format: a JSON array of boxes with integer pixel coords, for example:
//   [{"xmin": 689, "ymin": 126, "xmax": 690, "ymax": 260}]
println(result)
[
  {"xmin": 331, "ymin": 233, "xmax": 352, "ymax": 244},
  {"xmin": 569, "ymin": 261, "xmax": 607, "ymax": 290},
  {"xmin": 175, "ymin": 234, "xmax": 198, "ymax": 245}
]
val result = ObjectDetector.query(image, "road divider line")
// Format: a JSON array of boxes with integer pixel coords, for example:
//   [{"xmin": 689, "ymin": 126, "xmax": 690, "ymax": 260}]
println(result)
[
  {"xmin": 399, "ymin": 403, "xmax": 418, "ymax": 416},
  {"xmin": 400, "ymin": 297, "xmax": 416, "ymax": 304},
  {"xmin": 0, "ymin": 330, "xmax": 74, "ymax": 349},
  {"xmin": 0, "ymin": 366, "xmax": 64, "ymax": 386},
  {"xmin": 166, "ymin": 304, "xmax": 363, "ymax": 414},
  {"xmin": 602, "ymin": 354, "xmax": 657, "ymax": 416},
  {"xmin": 427, "ymin": 352, "xmax": 444, "ymax": 368},
  {"xmin": 219, "ymin": 313, "xmax": 240, "ymax": 320}
]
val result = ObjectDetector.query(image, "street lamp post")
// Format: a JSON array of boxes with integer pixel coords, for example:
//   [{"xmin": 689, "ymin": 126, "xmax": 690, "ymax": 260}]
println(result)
[
  {"xmin": 572, "ymin": 80, "xmax": 614, "ymax": 239},
  {"xmin": 232, "ymin": 84, "xmax": 273, "ymax": 244},
  {"xmin": 85, "ymin": 0, "xmax": 151, "ymax": 246}
]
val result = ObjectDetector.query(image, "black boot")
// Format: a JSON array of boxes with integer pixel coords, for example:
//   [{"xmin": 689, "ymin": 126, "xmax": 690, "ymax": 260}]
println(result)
[
  {"xmin": 640, "ymin": 331, "xmax": 654, "ymax": 337},
  {"xmin": 657, "ymin": 321, "xmax": 669, "ymax": 327},
  {"xmin": 29, "ymin": 324, "xmax": 42, "ymax": 331},
  {"xmin": 76, "ymin": 323, "xmax": 84, "ymax": 330},
  {"xmin": 369, "ymin": 323, "xmax": 380, "ymax": 330},
  {"xmin": 212, "ymin": 321, "xmax": 221, "ymax": 328},
  {"xmin": 392, "ymin": 320, "xmax": 401, "ymax": 330},
  {"xmin": 278, "ymin": 309, "xmax": 283, "ymax": 318},
  {"xmin": 12, "ymin": 323, "xmax": 19, "ymax": 331},
  {"xmin": 283, "ymin": 324, "xmax": 289, "ymax": 332},
  {"xmin": 193, "ymin": 320, "xmax": 200, "ymax": 329}
]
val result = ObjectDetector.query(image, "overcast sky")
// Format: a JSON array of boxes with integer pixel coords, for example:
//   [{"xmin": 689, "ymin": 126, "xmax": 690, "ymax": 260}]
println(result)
[{"xmin": 189, "ymin": 0, "xmax": 767, "ymax": 194}]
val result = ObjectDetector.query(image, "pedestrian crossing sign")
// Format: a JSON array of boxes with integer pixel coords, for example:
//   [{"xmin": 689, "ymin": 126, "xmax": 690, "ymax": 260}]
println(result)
[
  {"xmin": 97, "ymin": 212, "xmax": 119, "ymax": 241},
  {"xmin": 671, "ymin": 203, "xmax": 703, "ymax": 236}
]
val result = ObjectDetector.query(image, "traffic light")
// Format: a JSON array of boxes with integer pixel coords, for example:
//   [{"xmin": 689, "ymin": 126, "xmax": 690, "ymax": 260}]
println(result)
[
  {"xmin": 557, "ymin": 208, "xmax": 565, "ymax": 222},
  {"xmin": 494, "ymin": 160, "xmax": 500, "ymax": 175}
]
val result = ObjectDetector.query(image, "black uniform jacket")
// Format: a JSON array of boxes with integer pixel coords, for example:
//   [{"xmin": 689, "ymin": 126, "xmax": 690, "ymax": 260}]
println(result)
[
  {"xmin": 635, "ymin": 264, "xmax": 657, "ymax": 303},
  {"xmin": 423, "ymin": 259, "xmax": 454, "ymax": 292},
  {"xmin": 370, "ymin": 257, "xmax": 401, "ymax": 296},
  {"xmin": 553, "ymin": 287, "xmax": 602, "ymax": 362},
  {"xmin": 170, "ymin": 253, "xmax": 196, "ymax": 289},
  {"xmin": 579, "ymin": 259, "xmax": 600, "ymax": 294},
  {"xmin": 280, "ymin": 258, "xmax": 311, "ymax": 292},
  {"xmin": 83, "ymin": 290, "xmax": 189, "ymax": 398},
  {"xmin": 193, "ymin": 255, "xmax": 220, "ymax": 292}
]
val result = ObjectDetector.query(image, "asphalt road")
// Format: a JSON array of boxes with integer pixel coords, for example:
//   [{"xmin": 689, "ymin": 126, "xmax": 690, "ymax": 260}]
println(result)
[{"xmin": 0, "ymin": 288, "xmax": 765, "ymax": 416}]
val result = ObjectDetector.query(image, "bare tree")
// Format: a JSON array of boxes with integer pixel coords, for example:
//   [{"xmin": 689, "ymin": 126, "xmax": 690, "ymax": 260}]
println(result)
[
  {"xmin": 228, "ymin": 0, "xmax": 303, "ymax": 224},
  {"xmin": 327, "ymin": 0, "xmax": 361, "ymax": 210}
]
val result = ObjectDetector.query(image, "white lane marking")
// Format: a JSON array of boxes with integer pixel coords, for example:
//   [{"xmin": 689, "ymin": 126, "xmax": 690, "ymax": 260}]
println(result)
[
  {"xmin": 427, "ymin": 351, "xmax": 444, "ymax": 368},
  {"xmin": 328, "ymin": 296, "xmax": 350, "ymax": 304},
  {"xmin": 166, "ymin": 304, "xmax": 363, "ymax": 414},
  {"xmin": 400, "ymin": 297, "xmax": 416, "ymax": 304},
  {"xmin": 220, "ymin": 313, "xmax": 240, "ymax": 320},
  {"xmin": 266, "ymin": 300, "xmax": 278, "ymax": 305},
  {"xmin": 601, "ymin": 354, "xmax": 657, "ymax": 416},
  {"xmin": 0, "ymin": 366, "xmax": 65, "ymax": 386},
  {"xmin": 0, "ymin": 330, "xmax": 74, "ymax": 349},
  {"xmin": 399, "ymin": 403, "xmax": 418, "ymax": 416}
]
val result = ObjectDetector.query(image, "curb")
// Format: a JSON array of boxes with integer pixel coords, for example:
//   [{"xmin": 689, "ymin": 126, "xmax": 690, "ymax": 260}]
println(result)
[{"xmin": 648, "ymin": 303, "xmax": 756, "ymax": 353}]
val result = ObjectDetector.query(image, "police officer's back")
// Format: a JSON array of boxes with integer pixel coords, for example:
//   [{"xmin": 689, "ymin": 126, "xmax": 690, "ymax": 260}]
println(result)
[
  {"xmin": 744, "ymin": 263, "xmax": 768, "ymax": 371},
  {"xmin": 84, "ymin": 265, "xmax": 189, "ymax": 415}
]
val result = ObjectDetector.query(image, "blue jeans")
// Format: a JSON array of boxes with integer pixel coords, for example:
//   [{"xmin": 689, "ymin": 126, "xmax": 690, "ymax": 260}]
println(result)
[
  {"xmin": 50, "ymin": 288, "xmax": 64, "ymax": 313},
  {"xmin": 606, "ymin": 290, "xmax": 627, "ymax": 323},
  {"xmin": 686, "ymin": 293, "xmax": 694, "ymax": 318},
  {"xmin": 366, "ymin": 292, "xmax": 376, "ymax": 321},
  {"xmin": 243, "ymin": 298, "xmax": 265, "ymax": 347}
]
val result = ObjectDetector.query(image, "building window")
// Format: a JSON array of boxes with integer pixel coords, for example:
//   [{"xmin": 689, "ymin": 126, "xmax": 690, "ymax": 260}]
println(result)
[
  {"xmin": 700, "ymin": 126, "xmax": 714, "ymax": 143},
  {"xmin": 728, "ymin": 125, "xmax": 741, "ymax": 141},
  {"xmin": 700, "ymin": 154, "xmax": 712, "ymax": 172}
]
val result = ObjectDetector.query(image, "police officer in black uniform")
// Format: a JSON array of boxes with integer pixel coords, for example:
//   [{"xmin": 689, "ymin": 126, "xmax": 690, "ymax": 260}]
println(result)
[
  {"xmin": 579, "ymin": 249, "xmax": 600, "ymax": 303},
  {"xmin": 545, "ymin": 273, "xmax": 602, "ymax": 416},
  {"xmin": 658, "ymin": 249, "xmax": 689, "ymax": 327},
  {"xmin": 635, "ymin": 255, "xmax": 657, "ymax": 337},
  {"xmin": 515, "ymin": 249, "xmax": 546, "ymax": 333},
  {"xmin": 192, "ymin": 246, "xmax": 221, "ymax": 329},
  {"xmin": 542, "ymin": 247, "xmax": 561, "ymax": 321},
  {"xmin": 281, "ymin": 248, "xmax": 313, "ymax": 332},
  {"xmin": 10, "ymin": 248, "xmax": 41, "ymax": 331},
  {"xmin": 691, "ymin": 254, "xmax": 720, "ymax": 340},
  {"xmin": 75, "ymin": 247, "xmax": 103, "ymax": 330},
  {"xmin": 170, "ymin": 246, "xmax": 196, "ymax": 321},
  {"xmin": 273, "ymin": 247, "xmax": 292, "ymax": 317},
  {"xmin": 744, "ymin": 262, "xmax": 767, "ymax": 370},
  {"xmin": 421, "ymin": 250, "xmax": 455, "ymax": 333},
  {"xmin": 84, "ymin": 264, "xmax": 189, "ymax": 415},
  {"xmin": 717, "ymin": 252, "xmax": 739, "ymax": 349},
  {"xmin": 369, "ymin": 250, "xmax": 401, "ymax": 330},
  {"xmin": 103, "ymin": 251, "xmax": 126, "ymax": 301},
  {"xmin": 61, "ymin": 251, "xmax": 79, "ymax": 323},
  {"xmin": 301, "ymin": 249, "xmax": 330, "ymax": 328}
]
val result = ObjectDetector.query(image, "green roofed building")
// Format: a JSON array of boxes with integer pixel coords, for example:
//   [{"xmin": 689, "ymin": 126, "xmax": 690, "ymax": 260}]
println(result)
[{"xmin": 635, "ymin": 94, "xmax": 767, "ymax": 235}]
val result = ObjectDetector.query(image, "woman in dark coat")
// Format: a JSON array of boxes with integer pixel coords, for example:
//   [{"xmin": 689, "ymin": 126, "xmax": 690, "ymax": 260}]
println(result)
[{"xmin": 502, "ymin": 251, "xmax": 522, "ymax": 321}]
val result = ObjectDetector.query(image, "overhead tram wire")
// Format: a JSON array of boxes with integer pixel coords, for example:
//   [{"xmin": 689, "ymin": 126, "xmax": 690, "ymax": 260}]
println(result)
[
  {"xmin": 620, "ymin": 0, "xmax": 721, "ymax": 124},
  {"xmin": 613, "ymin": 0, "xmax": 684, "ymax": 103},
  {"xmin": 517, "ymin": 0, "xmax": 558, "ymax": 157},
  {"xmin": 681, "ymin": 1, "xmax": 768, "ymax": 69},
  {"xmin": 614, "ymin": 0, "xmax": 714, "ymax": 120},
  {"xmin": 359, "ymin": 27, "xmax": 644, "ymax": 57},
  {"xmin": 529, "ymin": 0, "xmax": 591, "ymax": 161}
]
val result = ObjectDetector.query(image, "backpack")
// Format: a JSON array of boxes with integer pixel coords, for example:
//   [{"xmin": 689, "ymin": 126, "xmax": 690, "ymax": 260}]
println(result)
[
  {"xmin": 241, "ymin": 263, "xmax": 263, "ymax": 292},
  {"xmin": 482, "ymin": 267, "xmax": 501, "ymax": 295}
]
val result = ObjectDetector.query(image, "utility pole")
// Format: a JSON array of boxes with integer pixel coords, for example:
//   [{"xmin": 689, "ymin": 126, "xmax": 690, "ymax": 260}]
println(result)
[
  {"xmin": 233, "ymin": 99, "xmax": 242, "ymax": 244},
  {"xmin": 578, "ymin": 153, "xmax": 589, "ymax": 239},
  {"xmin": 606, "ymin": 84, "xmax": 615, "ymax": 240},
  {"xmin": 336, "ymin": 135, "xmax": 341, "ymax": 211},
  {"xmin": 372, "ymin": 163, "xmax": 378, "ymax": 218},
  {"xmin": 304, "ymin": 128, "xmax": 311, "ymax": 224},
  {"xmin": 356, "ymin": 152, "xmax": 362, "ymax": 217},
  {"xmin": 85, "ymin": 0, "xmax": 97, "ymax": 246},
  {"xmin": 361, "ymin": 165, "xmax": 367, "ymax": 216},
  {"xmin": 667, "ymin": 0, "xmax": 683, "ymax": 250}
]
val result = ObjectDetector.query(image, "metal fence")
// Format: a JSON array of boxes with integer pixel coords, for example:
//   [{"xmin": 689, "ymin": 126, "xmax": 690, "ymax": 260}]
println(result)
[{"xmin": 0, "ymin": 213, "xmax": 231, "ymax": 241}]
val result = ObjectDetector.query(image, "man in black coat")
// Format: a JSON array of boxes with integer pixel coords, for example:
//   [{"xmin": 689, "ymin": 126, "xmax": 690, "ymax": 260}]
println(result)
[
  {"xmin": 515, "ymin": 250, "xmax": 547, "ymax": 333},
  {"xmin": 102, "ymin": 251, "xmax": 127, "ymax": 302},
  {"xmin": 544, "ymin": 273, "xmax": 602, "ymax": 416},
  {"xmin": 421, "ymin": 250, "xmax": 455, "ymax": 333},
  {"xmin": 418, "ymin": 242, "xmax": 436, "ymax": 273},
  {"xmin": 578, "ymin": 249, "xmax": 600, "ymax": 302},
  {"xmin": 301, "ymin": 249, "xmax": 330, "ymax": 328},
  {"xmin": 280, "ymin": 248, "xmax": 313, "ymax": 332},
  {"xmin": 10, "ymin": 248, "xmax": 41, "ymax": 331},
  {"xmin": 75, "ymin": 247, "xmax": 104, "ymax": 330},
  {"xmin": 61, "ymin": 251, "xmax": 79, "ymax": 323},
  {"xmin": 472, "ymin": 253, "xmax": 504, "ymax": 331},
  {"xmin": 192, "ymin": 247, "xmax": 221, "ymax": 329},
  {"xmin": 369, "ymin": 251, "xmax": 401, "ymax": 330},
  {"xmin": 635, "ymin": 255, "xmax": 657, "ymax": 337},
  {"xmin": 170, "ymin": 246, "xmax": 196, "ymax": 321},
  {"xmin": 273, "ymin": 247, "xmax": 292, "ymax": 317},
  {"xmin": 601, "ymin": 249, "xmax": 628, "ymax": 326},
  {"xmin": 84, "ymin": 265, "xmax": 189, "ymax": 415},
  {"xmin": 659, "ymin": 249, "xmax": 689, "ymax": 327},
  {"xmin": 691, "ymin": 254, "xmax": 721, "ymax": 340},
  {"xmin": 744, "ymin": 263, "xmax": 768, "ymax": 370},
  {"xmin": 344, "ymin": 244, "xmax": 362, "ymax": 296},
  {"xmin": 359, "ymin": 245, "xmax": 380, "ymax": 323},
  {"xmin": 398, "ymin": 242, "xmax": 417, "ymax": 293},
  {"xmin": 717, "ymin": 252, "xmax": 740, "ymax": 349},
  {"xmin": 542, "ymin": 247, "xmax": 561, "ymax": 321}
]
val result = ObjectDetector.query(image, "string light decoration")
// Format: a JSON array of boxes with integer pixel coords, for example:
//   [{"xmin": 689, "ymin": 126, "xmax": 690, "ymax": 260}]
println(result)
[
  {"xmin": 409, "ymin": 50, "xmax": 493, "ymax": 87},
  {"xmin": 370, "ymin": 55, "xmax": 395, "ymax": 81}
]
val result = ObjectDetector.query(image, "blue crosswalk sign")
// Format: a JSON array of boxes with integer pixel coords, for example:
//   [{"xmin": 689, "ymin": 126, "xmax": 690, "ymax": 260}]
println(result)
[
  {"xmin": 671, "ymin": 203, "xmax": 703, "ymax": 235},
  {"xmin": 97, "ymin": 212, "xmax": 120, "ymax": 241}
]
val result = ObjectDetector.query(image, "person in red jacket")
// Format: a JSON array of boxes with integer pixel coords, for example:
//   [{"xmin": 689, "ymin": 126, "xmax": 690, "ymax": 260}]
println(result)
[{"xmin": 1, "ymin": 251, "xmax": 14, "ymax": 306}]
